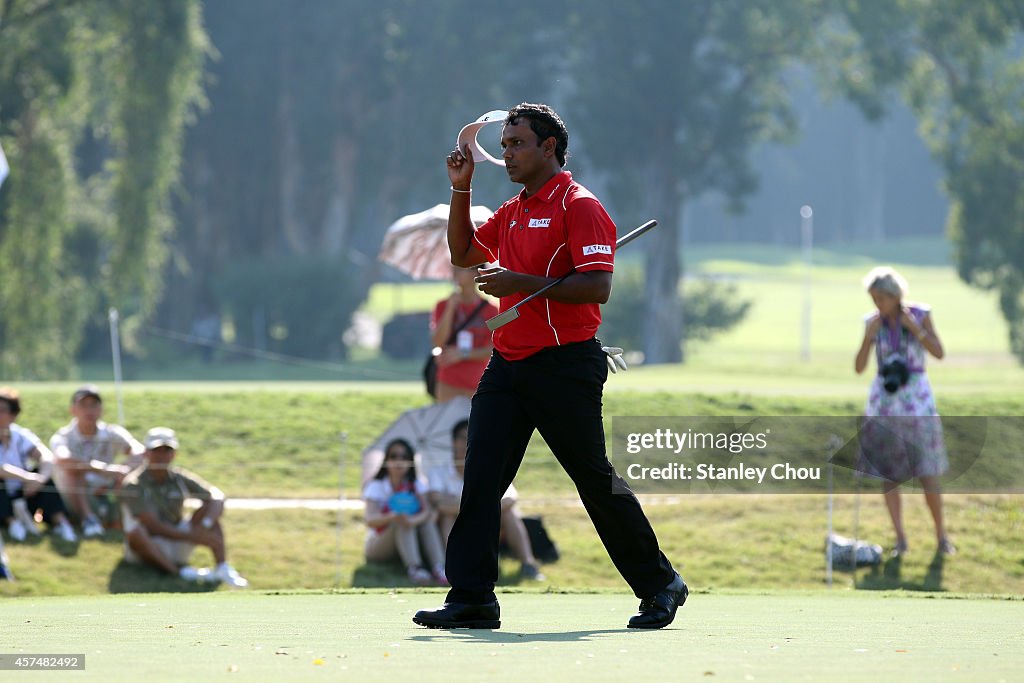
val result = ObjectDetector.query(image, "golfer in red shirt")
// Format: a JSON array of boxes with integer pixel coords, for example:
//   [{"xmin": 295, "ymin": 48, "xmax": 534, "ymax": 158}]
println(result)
[{"xmin": 414, "ymin": 103, "xmax": 686, "ymax": 631}]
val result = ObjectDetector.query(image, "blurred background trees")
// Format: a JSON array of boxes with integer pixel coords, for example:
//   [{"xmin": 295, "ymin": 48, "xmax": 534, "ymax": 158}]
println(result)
[
  {"xmin": 0, "ymin": 0, "xmax": 206, "ymax": 377},
  {"xmin": 1, "ymin": 0, "xmax": 1022, "ymax": 378}
]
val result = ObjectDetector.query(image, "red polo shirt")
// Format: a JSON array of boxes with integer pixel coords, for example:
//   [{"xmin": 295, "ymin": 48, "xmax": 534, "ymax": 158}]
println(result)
[{"xmin": 473, "ymin": 171, "xmax": 616, "ymax": 360}]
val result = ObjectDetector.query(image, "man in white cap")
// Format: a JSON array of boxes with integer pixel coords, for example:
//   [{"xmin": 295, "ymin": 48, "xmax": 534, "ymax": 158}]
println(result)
[{"xmin": 118, "ymin": 427, "xmax": 248, "ymax": 587}]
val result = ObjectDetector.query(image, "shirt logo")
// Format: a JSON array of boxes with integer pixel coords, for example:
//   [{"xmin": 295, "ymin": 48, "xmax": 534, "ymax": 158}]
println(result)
[
  {"xmin": 509, "ymin": 220, "xmax": 517, "ymax": 229},
  {"xmin": 582, "ymin": 244, "xmax": 612, "ymax": 256},
  {"xmin": 528, "ymin": 218, "xmax": 552, "ymax": 228}
]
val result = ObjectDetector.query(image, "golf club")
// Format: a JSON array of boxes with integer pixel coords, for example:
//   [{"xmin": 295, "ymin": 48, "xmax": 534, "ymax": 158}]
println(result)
[{"xmin": 486, "ymin": 219, "xmax": 658, "ymax": 331}]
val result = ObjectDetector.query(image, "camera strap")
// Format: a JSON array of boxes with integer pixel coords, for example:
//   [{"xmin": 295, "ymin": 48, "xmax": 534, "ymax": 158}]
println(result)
[
  {"xmin": 886, "ymin": 321, "xmax": 903, "ymax": 355},
  {"xmin": 445, "ymin": 299, "xmax": 489, "ymax": 346}
]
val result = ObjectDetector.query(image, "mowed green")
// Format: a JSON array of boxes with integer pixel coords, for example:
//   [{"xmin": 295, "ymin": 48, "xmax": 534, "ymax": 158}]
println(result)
[{"xmin": 6, "ymin": 591, "xmax": 1022, "ymax": 682}]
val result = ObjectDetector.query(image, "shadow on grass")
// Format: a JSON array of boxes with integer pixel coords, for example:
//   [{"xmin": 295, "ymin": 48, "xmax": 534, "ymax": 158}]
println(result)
[
  {"xmin": 409, "ymin": 627, "xmax": 650, "ymax": 643},
  {"xmin": 49, "ymin": 534, "xmax": 82, "ymax": 557},
  {"xmin": 3, "ymin": 529, "xmax": 84, "ymax": 557},
  {"xmin": 854, "ymin": 553, "xmax": 945, "ymax": 591},
  {"xmin": 351, "ymin": 559, "xmax": 547, "ymax": 589},
  {"xmin": 108, "ymin": 560, "xmax": 220, "ymax": 594},
  {"xmin": 351, "ymin": 561, "xmax": 414, "ymax": 588},
  {"xmin": 49, "ymin": 528, "xmax": 126, "ymax": 558}
]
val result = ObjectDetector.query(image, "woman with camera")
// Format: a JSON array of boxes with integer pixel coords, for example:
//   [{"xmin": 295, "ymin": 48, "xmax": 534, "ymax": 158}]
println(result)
[{"xmin": 854, "ymin": 267, "xmax": 954, "ymax": 558}]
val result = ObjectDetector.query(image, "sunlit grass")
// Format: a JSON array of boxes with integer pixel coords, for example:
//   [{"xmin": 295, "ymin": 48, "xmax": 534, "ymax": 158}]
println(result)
[{"xmin": 3, "ymin": 494, "xmax": 1021, "ymax": 597}]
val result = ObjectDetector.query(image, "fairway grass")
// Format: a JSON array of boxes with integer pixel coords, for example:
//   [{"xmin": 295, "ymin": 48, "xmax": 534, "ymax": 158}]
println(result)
[{"xmin": 6, "ymin": 591, "xmax": 1021, "ymax": 682}]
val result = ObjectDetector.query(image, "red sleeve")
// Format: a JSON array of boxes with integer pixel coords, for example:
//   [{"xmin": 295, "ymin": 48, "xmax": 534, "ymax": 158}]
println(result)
[
  {"xmin": 472, "ymin": 204, "xmax": 503, "ymax": 264},
  {"xmin": 566, "ymin": 196, "xmax": 615, "ymax": 272}
]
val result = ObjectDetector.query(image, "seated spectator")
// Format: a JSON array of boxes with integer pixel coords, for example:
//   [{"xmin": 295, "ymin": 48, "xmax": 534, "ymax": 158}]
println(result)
[
  {"xmin": 363, "ymin": 438, "xmax": 446, "ymax": 585},
  {"xmin": 50, "ymin": 385, "xmax": 144, "ymax": 538},
  {"xmin": 118, "ymin": 427, "xmax": 248, "ymax": 587},
  {"xmin": 0, "ymin": 387, "xmax": 78, "ymax": 543},
  {"xmin": 428, "ymin": 419, "xmax": 545, "ymax": 581}
]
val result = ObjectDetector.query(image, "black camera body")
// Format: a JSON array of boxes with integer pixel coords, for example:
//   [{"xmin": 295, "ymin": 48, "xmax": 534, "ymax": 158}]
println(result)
[{"xmin": 880, "ymin": 353, "xmax": 910, "ymax": 393}]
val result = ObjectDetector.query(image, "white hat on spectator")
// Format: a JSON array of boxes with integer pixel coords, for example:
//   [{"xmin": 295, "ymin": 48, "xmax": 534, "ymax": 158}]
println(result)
[{"xmin": 145, "ymin": 427, "xmax": 179, "ymax": 450}]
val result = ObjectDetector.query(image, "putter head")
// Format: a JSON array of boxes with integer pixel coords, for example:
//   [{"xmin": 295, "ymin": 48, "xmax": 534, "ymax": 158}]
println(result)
[{"xmin": 486, "ymin": 308, "xmax": 520, "ymax": 331}]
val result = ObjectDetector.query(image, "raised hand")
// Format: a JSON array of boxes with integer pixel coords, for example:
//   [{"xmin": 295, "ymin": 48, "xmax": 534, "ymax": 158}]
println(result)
[
  {"xmin": 447, "ymin": 143, "xmax": 475, "ymax": 190},
  {"xmin": 864, "ymin": 314, "xmax": 882, "ymax": 339},
  {"xmin": 899, "ymin": 305, "xmax": 923, "ymax": 336}
]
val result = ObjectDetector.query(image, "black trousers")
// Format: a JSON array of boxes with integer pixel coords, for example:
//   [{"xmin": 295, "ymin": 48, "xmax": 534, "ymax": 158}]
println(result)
[
  {"xmin": 445, "ymin": 338, "xmax": 675, "ymax": 604},
  {"xmin": 0, "ymin": 481, "xmax": 68, "ymax": 526}
]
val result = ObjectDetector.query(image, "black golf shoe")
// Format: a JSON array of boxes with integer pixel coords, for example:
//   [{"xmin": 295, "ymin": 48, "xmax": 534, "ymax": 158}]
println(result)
[
  {"xmin": 413, "ymin": 600, "xmax": 501, "ymax": 629},
  {"xmin": 627, "ymin": 573, "xmax": 688, "ymax": 629}
]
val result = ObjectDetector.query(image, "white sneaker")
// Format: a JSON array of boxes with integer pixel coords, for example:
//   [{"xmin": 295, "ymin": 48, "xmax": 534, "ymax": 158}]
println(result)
[
  {"xmin": 179, "ymin": 566, "xmax": 213, "ymax": 582},
  {"xmin": 55, "ymin": 522, "xmax": 78, "ymax": 543},
  {"xmin": 82, "ymin": 518, "xmax": 104, "ymax": 538},
  {"xmin": 213, "ymin": 563, "xmax": 249, "ymax": 588},
  {"xmin": 12, "ymin": 500, "xmax": 40, "ymax": 536},
  {"xmin": 7, "ymin": 519, "xmax": 26, "ymax": 542},
  {"xmin": 407, "ymin": 566, "xmax": 433, "ymax": 586}
]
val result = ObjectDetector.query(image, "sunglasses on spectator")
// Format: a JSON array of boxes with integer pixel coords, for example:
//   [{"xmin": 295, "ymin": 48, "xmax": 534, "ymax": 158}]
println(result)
[{"xmin": 386, "ymin": 451, "xmax": 414, "ymax": 461}]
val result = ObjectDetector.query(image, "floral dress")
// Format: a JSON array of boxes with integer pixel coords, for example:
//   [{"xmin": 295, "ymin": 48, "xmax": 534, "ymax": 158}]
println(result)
[{"xmin": 858, "ymin": 304, "xmax": 948, "ymax": 482}]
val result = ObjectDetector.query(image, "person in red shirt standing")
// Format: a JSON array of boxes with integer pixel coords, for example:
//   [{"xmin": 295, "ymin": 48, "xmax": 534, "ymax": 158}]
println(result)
[
  {"xmin": 414, "ymin": 103, "xmax": 686, "ymax": 631},
  {"xmin": 429, "ymin": 266, "xmax": 498, "ymax": 402}
]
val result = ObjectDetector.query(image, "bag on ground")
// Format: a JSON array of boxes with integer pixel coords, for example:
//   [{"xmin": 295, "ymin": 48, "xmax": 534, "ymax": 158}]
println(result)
[
  {"xmin": 826, "ymin": 533, "xmax": 883, "ymax": 568},
  {"xmin": 422, "ymin": 354, "xmax": 438, "ymax": 398},
  {"xmin": 523, "ymin": 516, "xmax": 560, "ymax": 563}
]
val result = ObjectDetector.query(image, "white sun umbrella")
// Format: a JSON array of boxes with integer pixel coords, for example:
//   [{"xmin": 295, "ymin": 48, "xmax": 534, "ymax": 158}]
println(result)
[
  {"xmin": 361, "ymin": 396, "xmax": 473, "ymax": 486},
  {"xmin": 378, "ymin": 203, "xmax": 493, "ymax": 281}
]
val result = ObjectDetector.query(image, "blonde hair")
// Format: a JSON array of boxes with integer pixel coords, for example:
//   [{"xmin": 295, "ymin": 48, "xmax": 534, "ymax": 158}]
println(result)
[{"xmin": 863, "ymin": 266, "xmax": 908, "ymax": 299}]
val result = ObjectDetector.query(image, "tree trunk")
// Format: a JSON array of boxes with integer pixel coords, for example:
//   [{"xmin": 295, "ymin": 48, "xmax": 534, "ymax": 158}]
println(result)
[
  {"xmin": 641, "ymin": 163, "xmax": 684, "ymax": 364},
  {"xmin": 855, "ymin": 123, "xmax": 886, "ymax": 242},
  {"xmin": 277, "ymin": 19, "xmax": 307, "ymax": 255},
  {"xmin": 319, "ymin": 135, "xmax": 356, "ymax": 256}
]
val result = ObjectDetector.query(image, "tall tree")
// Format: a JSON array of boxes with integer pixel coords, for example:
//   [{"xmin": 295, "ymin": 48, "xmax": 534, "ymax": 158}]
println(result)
[
  {"xmin": 0, "ymin": 0, "xmax": 207, "ymax": 378},
  {"xmin": 828, "ymin": 0, "xmax": 1024, "ymax": 361},
  {"xmin": 106, "ymin": 0, "xmax": 208, "ymax": 315},
  {"xmin": 565, "ymin": 0, "xmax": 824, "ymax": 362},
  {"xmin": 0, "ymin": 1, "xmax": 94, "ymax": 377}
]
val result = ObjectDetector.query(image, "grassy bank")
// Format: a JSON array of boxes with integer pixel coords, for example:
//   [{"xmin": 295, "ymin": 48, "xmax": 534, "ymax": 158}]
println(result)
[
  {"xmin": 3, "ymin": 387, "xmax": 1021, "ymax": 598},
  {"xmin": 7, "ymin": 388, "xmax": 1023, "ymax": 498},
  {"xmin": 3, "ymin": 493, "xmax": 1021, "ymax": 597}
]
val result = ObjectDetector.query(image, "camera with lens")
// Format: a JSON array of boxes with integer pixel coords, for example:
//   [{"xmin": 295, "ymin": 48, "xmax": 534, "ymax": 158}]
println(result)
[{"xmin": 880, "ymin": 353, "xmax": 910, "ymax": 393}]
